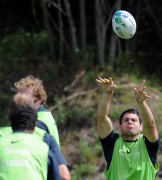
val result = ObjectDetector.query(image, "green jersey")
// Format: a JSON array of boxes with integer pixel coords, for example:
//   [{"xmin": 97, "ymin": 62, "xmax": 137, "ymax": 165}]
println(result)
[
  {"xmin": 105, "ymin": 135, "xmax": 159, "ymax": 180},
  {"xmin": 0, "ymin": 133, "xmax": 48, "ymax": 180},
  {"xmin": 0, "ymin": 126, "xmax": 46, "ymax": 140},
  {"xmin": 37, "ymin": 111, "xmax": 60, "ymax": 148}
]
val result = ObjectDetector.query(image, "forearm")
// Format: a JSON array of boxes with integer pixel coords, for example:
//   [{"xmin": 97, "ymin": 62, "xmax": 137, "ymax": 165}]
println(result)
[
  {"xmin": 96, "ymin": 77, "xmax": 116, "ymax": 138},
  {"xmin": 97, "ymin": 91, "xmax": 113, "ymax": 138},
  {"xmin": 137, "ymin": 101, "xmax": 155, "ymax": 126},
  {"xmin": 137, "ymin": 101, "xmax": 158, "ymax": 142},
  {"xmin": 97, "ymin": 91, "xmax": 113, "ymax": 119}
]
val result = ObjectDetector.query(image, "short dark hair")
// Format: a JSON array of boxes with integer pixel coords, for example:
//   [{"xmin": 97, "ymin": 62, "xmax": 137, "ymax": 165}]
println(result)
[
  {"xmin": 119, "ymin": 108, "xmax": 142, "ymax": 124},
  {"xmin": 9, "ymin": 105, "xmax": 37, "ymax": 131}
]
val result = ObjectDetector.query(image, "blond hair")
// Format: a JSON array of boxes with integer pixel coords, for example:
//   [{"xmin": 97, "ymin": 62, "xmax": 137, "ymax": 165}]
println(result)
[{"xmin": 14, "ymin": 75, "xmax": 47, "ymax": 104}]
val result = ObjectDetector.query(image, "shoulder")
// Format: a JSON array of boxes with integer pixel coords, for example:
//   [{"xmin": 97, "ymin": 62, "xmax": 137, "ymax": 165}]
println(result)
[
  {"xmin": 99, "ymin": 130, "xmax": 119, "ymax": 152},
  {"xmin": 37, "ymin": 120, "xmax": 49, "ymax": 133},
  {"xmin": 144, "ymin": 135, "xmax": 160, "ymax": 153},
  {"xmin": 37, "ymin": 105, "xmax": 49, "ymax": 112},
  {"xmin": 99, "ymin": 130, "xmax": 119, "ymax": 144},
  {"xmin": 0, "ymin": 126, "xmax": 12, "ymax": 137}
]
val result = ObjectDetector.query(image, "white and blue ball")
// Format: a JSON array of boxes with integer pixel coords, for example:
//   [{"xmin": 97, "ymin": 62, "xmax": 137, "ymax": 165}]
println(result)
[{"xmin": 112, "ymin": 10, "xmax": 136, "ymax": 39}]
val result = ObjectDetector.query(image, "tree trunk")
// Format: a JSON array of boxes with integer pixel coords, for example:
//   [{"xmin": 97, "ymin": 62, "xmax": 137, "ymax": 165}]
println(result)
[
  {"xmin": 64, "ymin": 0, "xmax": 79, "ymax": 52},
  {"xmin": 80, "ymin": 0, "xmax": 86, "ymax": 50},
  {"xmin": 57, "ymin": 0, "xmax": 64, "ymax": 63},
  {"xmin": 41, "ymin": 0, "xmax": 55, "ymax": 59},
  {"xmin": 109, "ymin": 0, "xmax": 122, "ymax": 68},
  {"xmin": 95, "ymin": 0, "xmax": 119, "ymax": 68},
  {"xmin": 95, "ymin": 0, "xmax": 108, "ymax": 68}
]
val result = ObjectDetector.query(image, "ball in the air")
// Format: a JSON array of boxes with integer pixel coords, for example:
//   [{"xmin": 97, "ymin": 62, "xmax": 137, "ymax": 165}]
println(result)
[{"xmin": 112, "ymin": 10, "xmax": 136, "ymax": 39}]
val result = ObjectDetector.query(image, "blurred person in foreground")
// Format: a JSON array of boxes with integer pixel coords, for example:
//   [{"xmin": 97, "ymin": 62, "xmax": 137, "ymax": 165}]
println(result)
[
  {"xmin": 0, "ymin": 93, "xmax": 71, "ymax": 180},
  {"xmin": 14, "ymin": 75, "xmax": 60, "ymax": 147},
  {"xmin": 0, "ymin": 93, "xmax": 60, "ymax": 180},
  {"xmin": 96, "ymin": 77, "xmax": 160, "ymax": 180}
]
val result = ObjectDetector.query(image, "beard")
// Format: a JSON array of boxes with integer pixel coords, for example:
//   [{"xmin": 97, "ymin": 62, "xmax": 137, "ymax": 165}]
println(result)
[{"xmin": 122, "ymin": 129, "xmax": 141, "ymax": 140}]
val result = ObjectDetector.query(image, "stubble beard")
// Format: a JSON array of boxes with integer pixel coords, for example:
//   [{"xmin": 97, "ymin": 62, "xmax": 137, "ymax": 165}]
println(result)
[{"xmin": 122, "ymin": 130, "xmax": 141, "ymax": 140}]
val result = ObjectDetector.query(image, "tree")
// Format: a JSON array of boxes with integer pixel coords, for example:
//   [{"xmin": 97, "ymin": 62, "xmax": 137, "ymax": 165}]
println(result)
[
  {"xmin": 109, "ymin": 0, "xmax": 122, "ymax": 68},
  {"xmin": 63, "ymin": 0, "xmax": 79, "ymax": 52},
  {"xmin": 41, "ymin": 0, "xmax": 55, "ymax": 59},
  {"xmin": 80, "ymin": 0, "xmax": 87, "ymax": 50},
  {"xmin": 95, "ymin": 0, "xmax": 119, "ymax": 68}
]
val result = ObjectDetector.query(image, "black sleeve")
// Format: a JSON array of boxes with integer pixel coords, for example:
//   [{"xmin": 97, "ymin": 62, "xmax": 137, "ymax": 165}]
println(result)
[
  {"xmin": 48, "ymin": 150, "xmax": 61, "ymax": 180},
  {"xmin": 144, "ymin": 136, "xmax": 160, "ymax": 166},
  {"xmin": 99, "ymin": 130, "xmax": 119, "ymax": 170}
]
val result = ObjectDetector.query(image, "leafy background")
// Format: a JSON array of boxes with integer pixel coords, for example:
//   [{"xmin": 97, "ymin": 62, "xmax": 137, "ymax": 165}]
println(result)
[{"xmin": 0, "ymin": 0, "xmax": 162, "ymax": 179}]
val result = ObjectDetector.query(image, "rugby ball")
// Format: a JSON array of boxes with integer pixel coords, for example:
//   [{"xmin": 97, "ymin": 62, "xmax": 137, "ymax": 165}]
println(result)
[{"xmin": 112, "ymin": 10, "xmax": 136, "ymax": 39}]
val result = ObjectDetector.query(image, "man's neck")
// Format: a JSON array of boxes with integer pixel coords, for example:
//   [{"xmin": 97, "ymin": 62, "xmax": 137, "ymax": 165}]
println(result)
[
  {"xmin": 24, "ymin": 130, "xmax": 34, "ymax": 133},
  {"xmin": 122, "ymin": 133, "xmax": 140, "ymax": 141},
  {"xmin": 13, "ymin": 130, "xmax": 34, "ymax": 134}
]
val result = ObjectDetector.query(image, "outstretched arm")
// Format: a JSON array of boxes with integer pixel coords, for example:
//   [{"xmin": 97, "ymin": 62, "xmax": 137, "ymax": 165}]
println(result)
[
  {"xmin": 96, "ymin": 77, "xmax": 116, "ymax": 139},
  {"xmin": 134, "ymin": 80, "xmax": 158, "ymax": 142}
]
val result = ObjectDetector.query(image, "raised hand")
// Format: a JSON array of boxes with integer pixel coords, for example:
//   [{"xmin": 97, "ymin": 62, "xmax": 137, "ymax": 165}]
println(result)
[
  {"xmin": 96, "ymin": 77, "xmax": 116, "ymax": 93},
  {"xmin": 134, "ymin": 80, "xmax": 151, "ymax": 102}
]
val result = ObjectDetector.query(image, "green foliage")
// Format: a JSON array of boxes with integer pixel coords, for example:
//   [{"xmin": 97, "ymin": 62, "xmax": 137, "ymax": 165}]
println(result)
[
  {"xmin": 111, "ymin": 52, "xmax": 140, "ymax": 75},
  {"xmin": 53, "ymin": 96, "xmax": 69, "ymax": 126},
  {"xmin": 68, "ymin": 106, "xmax": 95, "ymax": 121},
  {"xmin": 71, "ymin": 164, "xmax": 96, "ymax": 179},
  {"xmin": 53, "ymin": 98, "xmax": 96, "ymax": 128},
  {"xmin": 0, "ymin": 28, "xmax": 48, "ymax": 59},
  {"xmin": 0, "ymin": 28, "xmax": 49, "ymax": 126},
  {"xmin": 79, "ymin": 139, "xmax": 101, "ymax": 163},
  {"xmin": 70, "ymin": 138, "xmax": 102, "ymax": 178},
  {"xmin": 0, "ymin": 93, "xmax": 12, "ymax": 127},
  {"xmin": 67, "ymin": 46, "xmax": 97, "ymax": 71},
  {"xmin": 0, "ymin": 28, "xmax": 50, "ymax": 81},
  {"xmin": 82, "ymin": 70, "xmax": 98, "ymax": 88},
  {"xmin": 138, "ymin": 51, "xmax": 162, "ymax": 77}
]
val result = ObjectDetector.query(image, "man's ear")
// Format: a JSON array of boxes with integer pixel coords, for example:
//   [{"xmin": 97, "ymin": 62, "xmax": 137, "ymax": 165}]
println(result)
[
  {"xmin": 119, "ymin": 123, "xmax": 122, "ymax": 131},
  {"xmin": 34, "ymin": 99, "xmax": 42, "ymax": 109},
  {"xmin": 140, "ymin": 123, "xmax": 143, "ymax": 132}
]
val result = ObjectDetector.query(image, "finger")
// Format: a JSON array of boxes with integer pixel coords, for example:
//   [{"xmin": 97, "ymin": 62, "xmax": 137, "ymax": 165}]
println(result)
[
  {"xmin": 109, "ymin": 77, "xmax": 113, "ymax": 84},
  {"xmin": 110, "ymin": 84, "xmax": 117, "ymax": 89},
  {"xmin": 97, "ymin": 77, "xmax": 105, "ymax": 83},
  {"xmin": 98, "ymin": 77, "xmax": 102, "ymax": 81},
  {"xmin": 143, "ymin": 92, "xmax": 147, "ymax": 96},
  {"xmin": 99, "ymin": 77, "xmax": 107, "ymax": 83},
  {"xmin": 103, "ymin": 78, "xmax": 110, "ymax": 83},
  {"xmin": 140, "ymin": 86, "xmax": 146, "ymax": 93},
  {"xmin": 143, "ymin": 91, "xmax": 151, "ymax": 97},
  {"xmin": 136, "ymin": 80, "xmax": 145, "ymax": 91},
  {"xmin": 96, "ymin": 79, "xmax": 102, "ymax": 83},
  {"xmin": 143, "ymin": 94, "xmax": 151, "ymax": 99},
  {"xmin": 134, "ymin": 87, "xmax": 138, "ymax": 93},
  {"xmin": 140, "ymin": 80, "xmax": 145, "ymax": 89},
  {"xmin": 145, "ymin": 95, "xmax": 151, "ymax": 98}
]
